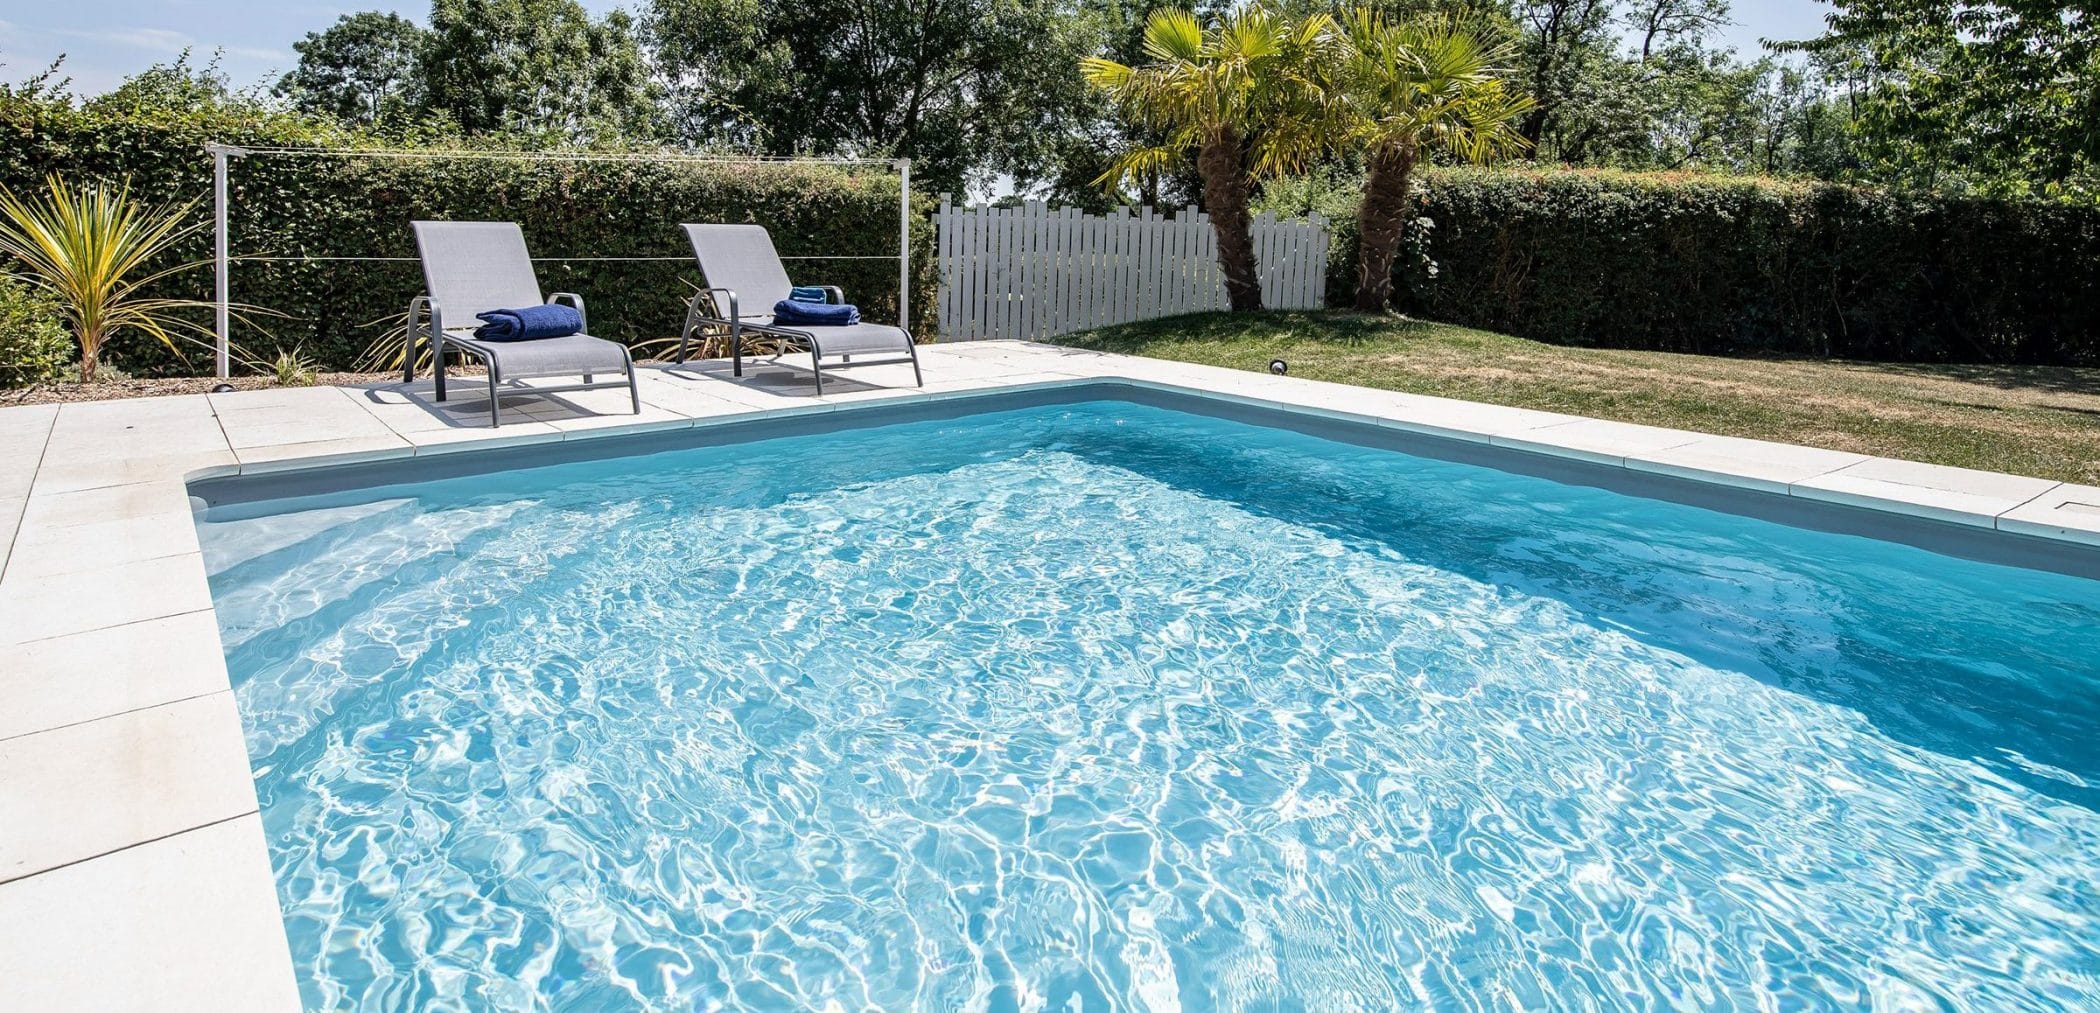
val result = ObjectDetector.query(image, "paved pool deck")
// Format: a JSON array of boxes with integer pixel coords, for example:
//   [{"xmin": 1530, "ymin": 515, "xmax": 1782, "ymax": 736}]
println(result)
[{"xmin": 3, "ymin": 340, "xmax": 2098, "ymax": 1008}]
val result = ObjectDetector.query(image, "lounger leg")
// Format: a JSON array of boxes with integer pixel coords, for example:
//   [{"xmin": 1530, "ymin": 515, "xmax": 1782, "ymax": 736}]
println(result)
[
  {"xmin": 811, "ymin": 351, "xmax": 825, "ymax": 396},
  {"xmin": 732, "ymin": 325, "xmax": 744, "ymax": 377},
  {"xmin": 487, "ymin": 366, "xmax": 501, "ymax": 428},
  {"xmin": 909, "ymin": 343, "xmax": 924, "ymax": 387},
  {"xmin": 434, "ymin": 343, "xmax": 448, "ymax": 402},
  {"xmin": 624, "ymin": 357, "xmax": 640, "ymax": 415}
]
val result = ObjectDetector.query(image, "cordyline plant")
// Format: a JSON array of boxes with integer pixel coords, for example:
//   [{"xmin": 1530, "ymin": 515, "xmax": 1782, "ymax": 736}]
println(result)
[
  {"xmin": 1082, "ymin": 7, "xmax": 1341, "ymax": 312},
  {"xmin": 0, "ymin": 175, "xmax": 220, "ymax": 382},
  {"xmin": 1337, "ymin": 11, "xmax": 1532, "ymax": 311}
]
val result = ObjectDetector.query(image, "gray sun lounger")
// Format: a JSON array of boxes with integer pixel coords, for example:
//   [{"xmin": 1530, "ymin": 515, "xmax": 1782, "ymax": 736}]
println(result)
[
  {"xmin": 407, "ymin": 221, "xmax": 640, "ymax": 427},
  {"xmin": 675, "ymin": 223, "xmax": 922, "ymax": 394}
]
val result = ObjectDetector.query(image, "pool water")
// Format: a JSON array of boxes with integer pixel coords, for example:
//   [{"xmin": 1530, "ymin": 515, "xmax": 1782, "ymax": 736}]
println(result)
[{"xmin": 197, "ymin": 399, "xmax": 2100, "ymax": 1009}]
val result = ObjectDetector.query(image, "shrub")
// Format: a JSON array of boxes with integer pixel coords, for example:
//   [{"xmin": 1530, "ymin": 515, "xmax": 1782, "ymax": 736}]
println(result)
[
  {"xmin": 1259, "ymin": 167, "xmax": 2100, "ymax": 365},
  {"xmin": 0, "ymin": 271, "xmax": 74, "ymax": 387},
  {"xmin": 0, "ymin": 96, "xmax": 936, "ymax": 375}
]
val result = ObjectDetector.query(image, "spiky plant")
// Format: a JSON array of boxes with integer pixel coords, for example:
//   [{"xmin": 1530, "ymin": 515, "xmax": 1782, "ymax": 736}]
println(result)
[
  {"xmin": 0, "ymin": 175, "xmax": 217, "ymax": 382},
  {"xmin": 1082, "ymin": 7, "xmax": 1342, "ymax": 312},
  {"xmin": 1338, "ymin": 10, "xmax": 1532, "ymax": 311}
]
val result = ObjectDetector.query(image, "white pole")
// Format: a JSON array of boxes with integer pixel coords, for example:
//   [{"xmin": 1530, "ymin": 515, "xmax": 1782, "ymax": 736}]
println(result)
[
  {"xmin": 212, "ymin": 144, "xmax": 230, "ymax": 379},
  {"xmin": 897, "ymin": 159, "xmax": 910, "ymax": 330}
]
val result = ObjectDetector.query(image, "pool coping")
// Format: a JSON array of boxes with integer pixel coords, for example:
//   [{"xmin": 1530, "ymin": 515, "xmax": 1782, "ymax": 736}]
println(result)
[{"xmin": 2, "ymin": 340, "xmax": 2097, "ymax": 1008}]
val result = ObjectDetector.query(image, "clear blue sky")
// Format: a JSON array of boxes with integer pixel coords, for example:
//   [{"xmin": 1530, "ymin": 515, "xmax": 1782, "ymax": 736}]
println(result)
[{"xmin": 0, "ymin": 0, "xmax": 1833, "ymax": 98}]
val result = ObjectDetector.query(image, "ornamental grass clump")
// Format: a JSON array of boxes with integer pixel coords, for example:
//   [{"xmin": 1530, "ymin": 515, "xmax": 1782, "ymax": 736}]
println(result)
[{"xmin": 0, "ymin": 175, "xmax": 217, "ymax": 382}]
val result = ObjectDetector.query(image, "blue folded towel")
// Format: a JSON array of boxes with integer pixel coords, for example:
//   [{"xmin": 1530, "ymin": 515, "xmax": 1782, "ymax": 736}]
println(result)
[
  {"xmin": 772, "ymin": 299, "xmax": 860, "ymax": 326},
  {"xmin": 474, "ymin": 303, "xmax": 583, "ymax": 341},
  {"xmin": 789, "ymin": 286, "xmax": 829, "ymax": 303}
]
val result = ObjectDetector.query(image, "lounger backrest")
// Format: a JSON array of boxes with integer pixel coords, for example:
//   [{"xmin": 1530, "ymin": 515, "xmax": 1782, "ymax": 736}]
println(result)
[
  {"xmin": 683, "ymin": 224, "xmax": 794, "ymax": 317},
  {"xmin": 412, "ymin": 221, "xmax": 544, "ymax": 324}
]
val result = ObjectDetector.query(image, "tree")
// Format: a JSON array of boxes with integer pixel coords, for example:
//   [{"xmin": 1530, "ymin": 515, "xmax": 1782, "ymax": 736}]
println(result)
[
  {"xmin": 644, "ymin": 0, "xmax": 1106, "ymax": 195},
  {"xmin": 1083, "ymin": 7, "xmax": 1340, "ymax": 312},
  {"xmin": 1624, "ymin": 0, "xmax": 1726, "ymax": 61},
  {"xmin": 1510, "ymin": 0, "xmax": 1615, "ymax": 148},
  {"xmin": 421, "ymin": 0, "xmax": 657, "ymax": 142},
  {"xmin": 1783, "ymin": 0, "xmax": 2100, "ymax": 195},
  {"xmin": 276, "ymin": 12, "xmax": 428, "ymax": 127},
  {"xmin": 1337, "ymin": 10, "xmax": 1531, "ymax": 310}
]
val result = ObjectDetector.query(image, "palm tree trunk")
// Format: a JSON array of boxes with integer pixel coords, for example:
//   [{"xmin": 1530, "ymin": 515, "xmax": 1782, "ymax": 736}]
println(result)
[
  {"xmin": 1197, "ymin": 131, "xmax": 1264, "ymax": 313},
  {"xmin": 1354, "ymin": 143, "xmax": 1418, "ymax": 313}
]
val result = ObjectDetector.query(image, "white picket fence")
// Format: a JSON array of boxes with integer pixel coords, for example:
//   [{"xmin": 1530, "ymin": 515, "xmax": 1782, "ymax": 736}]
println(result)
[{"xmin": 935, "ymin": 199, "xmax": 1331, "ymax": 341}]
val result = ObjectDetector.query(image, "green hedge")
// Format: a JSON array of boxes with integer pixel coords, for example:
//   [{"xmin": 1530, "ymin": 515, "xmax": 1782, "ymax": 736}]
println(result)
[
  {"xmin": 1261, "ymin": 168, "xmax": 2100, "ymax": 365},
  {"xmin": 0, "ymin": 100, "xmax": 935, "ymax": 375}
]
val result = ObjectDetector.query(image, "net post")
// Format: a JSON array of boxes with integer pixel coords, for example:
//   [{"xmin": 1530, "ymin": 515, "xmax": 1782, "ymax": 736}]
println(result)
[
  {"xmin": 208, "ymin": 142, "xmax": 250, "ymax": 379},
  {"xmin": 897, "ymin": 159, "xmax": 911, "ymax": 329}
]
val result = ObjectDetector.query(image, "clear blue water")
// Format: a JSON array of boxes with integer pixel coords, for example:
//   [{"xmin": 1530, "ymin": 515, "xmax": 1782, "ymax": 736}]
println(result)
[{"xmin": 197, "ymin": 399, "xmax": 2100, "ymax": 1009}]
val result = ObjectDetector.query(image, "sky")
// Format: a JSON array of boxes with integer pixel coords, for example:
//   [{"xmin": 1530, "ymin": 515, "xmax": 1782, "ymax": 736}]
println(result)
[{"xmin": 0, "ymin": 0, "xmax": 1834, "ymax": 99}]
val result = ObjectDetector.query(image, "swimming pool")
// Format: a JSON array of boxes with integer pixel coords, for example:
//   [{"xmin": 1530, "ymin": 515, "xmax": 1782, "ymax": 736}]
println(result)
[{"xmin": 194, "ymin": 391, "xmax": 2100, "ymax": 1008}]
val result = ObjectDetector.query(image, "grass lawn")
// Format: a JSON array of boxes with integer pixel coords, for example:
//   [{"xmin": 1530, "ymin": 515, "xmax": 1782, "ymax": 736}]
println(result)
[{"xmin": 1052, "ymin": 311, "xmax": 2100, "ymax": 486}]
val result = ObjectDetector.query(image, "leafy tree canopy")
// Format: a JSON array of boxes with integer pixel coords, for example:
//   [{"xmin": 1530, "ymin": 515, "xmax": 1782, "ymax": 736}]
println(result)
[
  {"xmin": 421, "ymin": 0, "xmax": 659, "ymax": 142},
  {"xmin": 1784, "ymin": 0, "xmax": 2100, "ymax": 196},
  {"xmin": 276, "ymin": 12, "xmax": 428, "ymax": 128},
  {"xmin": 643, "ymin": 0, "xmax": 1109, "ymax": 194}
]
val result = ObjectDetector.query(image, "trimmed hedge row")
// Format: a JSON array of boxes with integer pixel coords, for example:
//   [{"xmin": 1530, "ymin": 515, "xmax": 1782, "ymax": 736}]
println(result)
[
  {"xmin": 1262, "ymin": 168, "xmax": 2100, "ymax": 365},
  {"xmin": 0, "ymin": 100, "xmax": 934, "ymax": 375}
]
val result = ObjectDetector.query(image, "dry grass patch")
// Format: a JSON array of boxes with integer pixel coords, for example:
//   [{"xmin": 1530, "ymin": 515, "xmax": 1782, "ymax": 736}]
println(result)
[{"xmin": 1055, "ymin": 311, "xmax": 2100, "ymax": 485}]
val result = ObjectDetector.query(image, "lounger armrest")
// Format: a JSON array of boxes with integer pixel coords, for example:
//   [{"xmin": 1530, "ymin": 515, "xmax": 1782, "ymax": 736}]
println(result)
[
  {"xmin": 696, "ymin": 286, "xmax": 741, "ymax": 322},
  {"xmin": 818, "ymin": 285, "xmax": 845, "ymax": 305},
  {"xmin": 547, "ymin": 292, "xmax": 587, "ymax": 332},
  {"xmin": 406, "ymin": 294, "xmax": 445, "ymax": 382}
]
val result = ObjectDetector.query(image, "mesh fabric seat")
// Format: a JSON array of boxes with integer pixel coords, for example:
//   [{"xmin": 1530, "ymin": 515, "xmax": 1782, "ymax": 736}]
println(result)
[
  {"xmin": 409, "ymin": 221, "xmax": 639, "ymax": 426},
  {"xmin": 675, "ymin": 223, "xmax": 921, "ymax": 393}
]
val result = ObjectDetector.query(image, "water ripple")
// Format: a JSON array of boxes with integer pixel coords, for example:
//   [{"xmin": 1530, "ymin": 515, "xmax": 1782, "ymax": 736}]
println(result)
[{"xmin": 200, "ymin": 402, "xmax": 2100, "ymax": 1009}]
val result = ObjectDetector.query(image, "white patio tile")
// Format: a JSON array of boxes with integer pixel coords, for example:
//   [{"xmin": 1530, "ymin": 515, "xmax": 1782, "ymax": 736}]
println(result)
[
  {"xmin": 0, "ymin": 692, "xmax": 258, "ymax": 883},
  {"xmin": 0, "ymin": 496, "xmax": 21, "ymax": 577},
  {"xmin": 232, "ymin": 434, "xmax": 415, "ymax": 474},
  {"xmin": 523, "ymin": 386, "xmax": 693, "ymax": 438},
  {"xmin": 1624, "ymin": 435, "xmax": 1871, "ymax": 495},
  {"xmin": 0, "ymin": 814, "xmax": 299, "ymax": 1012},
  {"xmin": 1997, "ymin": 483, "xmax": 2100, "ymax": 547},
  {"xmin": 1494, "ymin": 417, "xmax": 1710, "ymax": 467},
  {"xmin": 343, "ymin": 384, "xmax": 506, "ymax": 432},
  {"xmin": 2, "ymin": 506, "xmax": 202, "ymax": 581},
  {"xmin": 0, "ymin": 402, "xmax": 59, "ymax": 433},
  {"xmin": 1792, "ymin": 457, "xmax": 2061, "ymax": 527},
  {"xmin": 18, "ymin": 479, "xmax": 193, "ymax": 530},
  {"xmin": 656, "ymin": 363, "xmax": 841, "ymax": 417},
  {"xmin": 215, "ymin": 398, "xmax": 400, "ymax": 451},
  {"xmin": 1376, "ymin": 399, "xmax": 1574, "ymax": 445},
  {"xmin": 51, "ymin": 393, "xmax": 214, "ymax": 424},
  {"xmin": 28, "ymin": 449, "xmax": 241, "ymax": 495},
  {"xmin": 0, "ymin": 552, "xmax": 214, "ymax": 645},
  {"xmin": 632, "ymin": 373, "xmax": 767, "ymax": 420},
  {"xmin": 0, "ymin": 405, "xmax": 56, "ymax": 501},
  {"xmin": 42, "ymin": 414, "xmax": 229, "ymax": 462},
  {"xmin": 0, "ymin": 611, "xmax": 229, "ymax": 741},
  {"xmin": 206, "ymin": 385, "xmax": 355, "ymax": 412},
  {"xmin": 922, "ymin": 372, "xmax": 1085, "ymax": 401},
  {"xmin": 404, "ymin": 422, "xmax": 566, "ymax": 454}
]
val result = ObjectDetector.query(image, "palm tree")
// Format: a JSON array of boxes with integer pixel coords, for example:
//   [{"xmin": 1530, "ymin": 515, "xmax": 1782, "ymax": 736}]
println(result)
[
  {"xmin": 1339, "ymin": 11, "xmax": 1532, "ymax": 312},
  {"xmin": 0, "ymin": 175, "xmax": 215, "ymax": 382},
  {"xmin": 1083, "ymin": 7, "xmax": 1339, "ymax": 312}
]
